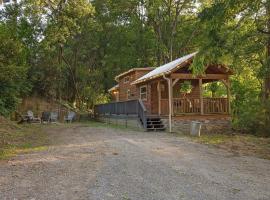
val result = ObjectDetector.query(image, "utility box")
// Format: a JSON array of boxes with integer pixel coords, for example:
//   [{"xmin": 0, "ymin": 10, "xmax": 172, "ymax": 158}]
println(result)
[{"xmin": 190, "ymin": 121, "xmax": 201, "ymax": 137}]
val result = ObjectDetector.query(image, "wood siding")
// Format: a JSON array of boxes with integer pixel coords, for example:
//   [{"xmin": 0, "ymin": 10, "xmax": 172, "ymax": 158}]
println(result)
[{"xmin": 118, "ymin": 69, "xmax": 152, "ymax": 102}]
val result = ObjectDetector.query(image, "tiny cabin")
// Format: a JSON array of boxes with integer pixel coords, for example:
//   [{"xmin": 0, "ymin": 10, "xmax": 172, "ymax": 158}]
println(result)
[{"xmin": 95, "ymin": 52, "xmax": 233, "ymax": 133}]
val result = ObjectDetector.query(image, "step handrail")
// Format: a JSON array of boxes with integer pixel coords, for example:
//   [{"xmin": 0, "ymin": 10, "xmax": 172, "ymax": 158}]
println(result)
[{"xmin": 138, "ymin": 99, "xmax": 147, "ymax": 129}]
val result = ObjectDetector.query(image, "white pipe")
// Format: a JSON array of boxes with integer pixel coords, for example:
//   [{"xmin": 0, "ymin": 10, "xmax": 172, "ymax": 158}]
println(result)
[{"xmin": 163, "ymin": 74, "xmax": 172, "ymax": 133}]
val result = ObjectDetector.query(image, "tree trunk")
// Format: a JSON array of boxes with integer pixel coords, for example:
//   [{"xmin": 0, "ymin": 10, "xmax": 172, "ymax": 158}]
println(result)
[
  {"xmin": 264, "ymin": 32, "xmax": 270, "ymax": 99},
  {"xmin": 264, "ymin": 2, "xmax": 270, "ymax": 100}
]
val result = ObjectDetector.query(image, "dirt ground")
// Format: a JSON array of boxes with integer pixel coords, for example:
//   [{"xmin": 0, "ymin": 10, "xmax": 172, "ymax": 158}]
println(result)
[{"xmin": 0, "ymin": 124, "xmax": 270, "ymax": 200}]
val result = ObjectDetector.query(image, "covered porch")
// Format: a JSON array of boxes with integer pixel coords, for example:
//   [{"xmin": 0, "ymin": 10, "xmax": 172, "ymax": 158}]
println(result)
[{"xmin": 149, "ymin": 73, "xmax": 231, "ymax": 117}]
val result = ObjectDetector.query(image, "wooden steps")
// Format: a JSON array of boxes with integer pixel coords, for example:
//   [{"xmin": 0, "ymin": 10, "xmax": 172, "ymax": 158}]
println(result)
[{"xmin": 146, "ymin": 117, "xmax": 165, "ymax": 131}]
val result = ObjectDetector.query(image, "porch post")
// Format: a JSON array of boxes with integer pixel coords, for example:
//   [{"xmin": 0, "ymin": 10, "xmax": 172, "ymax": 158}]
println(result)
[
  {"xmin": 227, "ymin": 79, "xmax": 231, "ymax": 114},
  {"xmin": 157, "ymin": 81, "xmax": 161, "ymax": 116},
  {"xmin": 163, "ymin": 74, "xmax": 172, "ymax": 133},
  {"xmin": 169, "ymin": 78, "xmax": 173, "ymax": 132},
  {"xmin": 170, "ymin": 78, "xmax": 174, "ymax": 116},
  {"xmin": 199, "ymin": 78, "xmax": 204, "ymax": 115}
]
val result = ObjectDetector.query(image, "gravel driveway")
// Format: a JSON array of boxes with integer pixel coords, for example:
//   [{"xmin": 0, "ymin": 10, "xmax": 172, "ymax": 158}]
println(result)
[{"xmin": 0, "ymin": 124, "xmax": 270, "ymax": 200}]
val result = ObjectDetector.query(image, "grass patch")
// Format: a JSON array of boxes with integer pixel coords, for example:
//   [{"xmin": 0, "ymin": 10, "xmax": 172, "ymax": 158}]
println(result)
[
  {"xmin": 192, "ymin": 134, "xmax": 234, "ymax": 145},
  {"xmin": 0, "ymin": 123, "xmax": 49, "ymax": 160},
  {"xmin": 189, "ymin": 133, "xmax": 270, "ymax": 160}
]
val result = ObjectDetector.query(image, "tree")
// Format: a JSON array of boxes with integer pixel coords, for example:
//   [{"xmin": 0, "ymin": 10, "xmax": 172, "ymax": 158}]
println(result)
[
  {"xmin": 0, "ymin": 23, "xmax": 29, "ymax": 116},
  {"xmin": 194, "ymin": 0, "xmax": 270, "ymax": 134},
  {"xmin": 146, "ymin": 0, "xmax": 198, "ymax": 63}
]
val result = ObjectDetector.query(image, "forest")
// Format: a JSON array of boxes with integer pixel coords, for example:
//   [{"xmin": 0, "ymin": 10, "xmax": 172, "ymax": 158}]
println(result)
[{"xmin": 0, "ymin": 0, "xmax": 269, "ymax": 135}]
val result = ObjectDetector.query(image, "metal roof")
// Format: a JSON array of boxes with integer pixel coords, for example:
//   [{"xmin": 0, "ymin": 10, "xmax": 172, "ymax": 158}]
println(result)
[{"xmin": 132, "ymin": 52, "xmax": 197, "ymax": 85}]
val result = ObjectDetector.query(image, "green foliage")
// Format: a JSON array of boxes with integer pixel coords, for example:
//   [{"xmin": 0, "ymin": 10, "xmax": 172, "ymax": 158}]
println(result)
[
  {"xmin": 193, "ymin": 0, "xmax": 270, "ymax": 135},
  {"xmin": 204, "ymin": 82, "xmax": 226, "ymax": 98},
  {"xmin": 0, "ymin": 22, "xmax": 29, "ymax": 116},
  {"xmin": 180, "ymin": 81, "xmax": 193, "ymax": 94},
  {"xmin": 234, "ymin": 99, "xmax": 270, "ymax": 136}
]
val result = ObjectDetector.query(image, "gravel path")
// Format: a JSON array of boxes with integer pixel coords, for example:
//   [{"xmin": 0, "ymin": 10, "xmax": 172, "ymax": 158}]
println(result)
[{"xmin": 0, "ymin": 124, "xmax": 270, "ymax": 200}]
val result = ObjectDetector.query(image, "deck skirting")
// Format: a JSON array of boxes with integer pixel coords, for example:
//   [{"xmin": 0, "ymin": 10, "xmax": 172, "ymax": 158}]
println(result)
[{"xmin": 96, "ymin": 115, "xmax": 144, "ymax": 130}]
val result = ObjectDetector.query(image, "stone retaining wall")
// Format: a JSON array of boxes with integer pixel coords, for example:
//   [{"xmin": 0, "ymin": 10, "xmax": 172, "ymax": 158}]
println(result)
[{"xmin": 161, "ymin": 117, "xmax": 232, "ymax": 134}]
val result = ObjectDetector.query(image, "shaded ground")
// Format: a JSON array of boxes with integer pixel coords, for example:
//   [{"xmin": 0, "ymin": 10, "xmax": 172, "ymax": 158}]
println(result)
[
  {"xmin": 0, "ymin": 118, "xmax": 48, "ymax": 160},
  {"xmin": 0, "ymin": 123, "xmax": 270, "ymax": 200},
  {"xmin": 191, "ymin": 133, "xmax": 270, "ymax": 160}
]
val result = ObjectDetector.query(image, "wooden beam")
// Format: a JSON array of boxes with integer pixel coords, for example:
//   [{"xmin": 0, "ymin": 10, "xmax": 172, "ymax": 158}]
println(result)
[
  {"xmin": 172, "ymin": 78, "xmax": 180, "ymax": 86},
  {"xmin": 171, "ymin": 73, "xmax": 229, "ymax": 80},
  {"xmin": 220, "ymin": 79, "xmax": 229, "ymax": 87},
  {"xmin": 199, "ymin": 78, "xmax": 204, "ymax": 115}
]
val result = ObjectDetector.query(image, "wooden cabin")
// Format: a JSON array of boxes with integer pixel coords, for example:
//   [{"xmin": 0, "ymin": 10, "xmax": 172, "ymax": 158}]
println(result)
[
  {"xmin": 109, "ymin": 68, "xmax": 154, "ymax": 102},
  {"xmin": 96, "ymin": 52, "xmax": 233, "ymax": 133}
]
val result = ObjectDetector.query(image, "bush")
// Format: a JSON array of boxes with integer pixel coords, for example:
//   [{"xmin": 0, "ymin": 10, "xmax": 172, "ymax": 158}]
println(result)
[{"xmin": 233, "ymin": 100, "xmax": 270, "ymax": 136}]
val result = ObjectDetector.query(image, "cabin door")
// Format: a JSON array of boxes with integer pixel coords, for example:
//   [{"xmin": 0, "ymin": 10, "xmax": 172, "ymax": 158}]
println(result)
[{"xmin": 150, "ymin": 82, "xmax": 159, "ymax": 115}]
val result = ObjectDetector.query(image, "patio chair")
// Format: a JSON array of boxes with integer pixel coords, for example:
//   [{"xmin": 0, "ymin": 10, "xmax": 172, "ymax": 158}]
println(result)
[
  {"xmin": 50, "ymin": 112, "xmax": 58, "ymax": 123},
  {"xmin": 26, "ymin": 110, "xmax": 41, "ymax": 123},
  {"xmin": 64, "ymin": 111, "xmax": 76, "ymax": 123},
  {"xmin": 41, "ymin": 111, "xmax": 51, "ymax": 123},
  {"xmin": 16, "ymin": 111, "xmax": 28, "ymax": 124}
]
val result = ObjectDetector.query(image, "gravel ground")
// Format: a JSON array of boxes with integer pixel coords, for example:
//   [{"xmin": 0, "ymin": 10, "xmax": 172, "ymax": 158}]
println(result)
[{"xmin": 0, "ymin": 124, "xmax": 270, "ymax": 200}]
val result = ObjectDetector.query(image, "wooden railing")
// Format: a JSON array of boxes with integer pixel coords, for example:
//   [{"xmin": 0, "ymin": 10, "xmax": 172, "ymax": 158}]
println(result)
[
  {"xmin": 173, "ymin": 97, "xmax": 228, "ymax": 115},
  {"xmin": 94, "ymin": 100, "xmax": 138, "ymax": 115},
  {"xmin": 203, "ymin": 98, "xmax": 228, "ymax": 114},
  {"xmin": 94, "ymin": 99, "xmax": 147, "ymax": 129},
  {"xmin": 173, "ymin": 98, "xmax": 200, "ymax": 114}
]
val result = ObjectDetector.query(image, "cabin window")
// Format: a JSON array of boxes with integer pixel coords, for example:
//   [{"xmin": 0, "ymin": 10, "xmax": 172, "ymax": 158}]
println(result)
[
  {"xmin": 124, "ymin": 76, "xmax": 130, "ymax": 83},
  {"xmin": 140, "ymin": 86, "xmax": 147, "ymax": 100},
  {"xmin": 160, "ymin": 83, "xmax": 165, "ymax": 92},
  {"xmin": 127, "ymin": 89, "xmax": 131, "ymax": 100}
]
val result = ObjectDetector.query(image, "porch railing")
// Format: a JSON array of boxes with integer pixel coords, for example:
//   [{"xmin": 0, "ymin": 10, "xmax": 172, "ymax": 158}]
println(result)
[
  {"xmin": 94, "ymin": 99, "xmax": 147, "ymax": 129},
  {"xmin": 173, "ymin": 98, "xmax": 200, "ymax": 114},
  {"xmin": 173, "ymin": 97, "xmax": 228, "ymax": 114},
  {"xmin": 203, "ymin": 97, "xmax": 228, "ymax": 114}
]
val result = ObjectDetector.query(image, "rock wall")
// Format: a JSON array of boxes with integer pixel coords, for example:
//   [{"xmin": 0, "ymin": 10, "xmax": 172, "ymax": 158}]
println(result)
[{"xmin": 161, "ymin": 117, "xmax": 232, "ymax": 134}]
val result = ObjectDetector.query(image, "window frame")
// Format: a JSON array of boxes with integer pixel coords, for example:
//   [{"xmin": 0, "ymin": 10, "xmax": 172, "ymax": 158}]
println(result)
[
  {"xmin": 124, "ymin": 76, "xmax": 130, "ymax": 84},
  {"xmin": 127, "ymin": 89, "xmax": 131, "ymax": 100},
  {"xmin": 140, "ymin": 85, "xmax": 147, "ymax": 100}
]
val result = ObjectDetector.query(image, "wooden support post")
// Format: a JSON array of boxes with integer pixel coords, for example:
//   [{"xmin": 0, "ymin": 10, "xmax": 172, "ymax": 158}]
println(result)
[
  {"xmin": 199, "ymin": 78, "xmax": 204, "ymax": 115},
  {"xmin": 163, "ymin": 74, "xmax": 172, "ymax": 133},
  {"xmin": 221, "ymin": 79, "xmax": 231, "ymax": 114},
  {"xmin": 227, "ymin": 79, "xmax": 231, "ymax": 114},
  {"xmin": 170, "ymin": 78, "xmax": 174, "ymax": 116},
  {"xmin": 157, "ymin": 81, "xmax": 161, "ymax": 116}
]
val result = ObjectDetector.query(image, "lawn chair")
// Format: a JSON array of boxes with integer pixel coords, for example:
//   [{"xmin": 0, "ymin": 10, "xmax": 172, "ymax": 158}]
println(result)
[
  {"xmin": 50, "ymin": 112, "xmax": 58, "ymax": 123},
  {"xmin": 64, "ymin": 111, "xmax": 76, "ymax": 123},
  {"xmin": 16, "ymin": 111, "xmax": 28, "ymax": 124},
  {"xmin": 41, "ymin": 111, "xmax": 51, "ymax": 123},
  {"xmin": 26, "ymin": 110, "xmax": 41, "ymax": 123}
]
